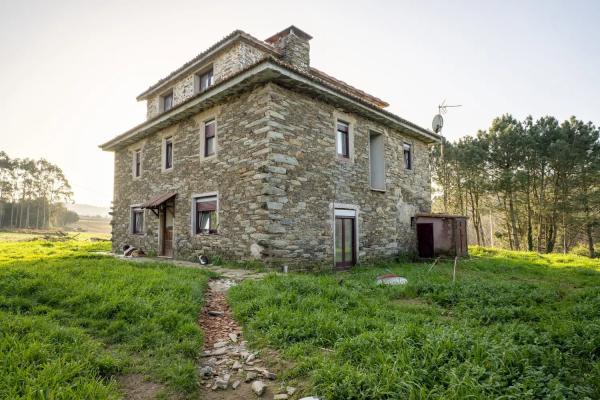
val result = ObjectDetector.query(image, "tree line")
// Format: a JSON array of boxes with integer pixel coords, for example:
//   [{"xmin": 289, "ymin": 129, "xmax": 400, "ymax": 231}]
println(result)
[
  {"xmin": 432, "ymin": 115, "xmax": 600, "ymax": 257},
  {"xmin": 0, "ymin": 151, "xmax": 77, "ymax": 229}
]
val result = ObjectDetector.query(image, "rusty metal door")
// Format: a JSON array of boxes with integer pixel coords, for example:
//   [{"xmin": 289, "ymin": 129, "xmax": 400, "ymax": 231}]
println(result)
[{"xmin": 417, "ymin": 223, "xmax": 434, "ymax": 258}]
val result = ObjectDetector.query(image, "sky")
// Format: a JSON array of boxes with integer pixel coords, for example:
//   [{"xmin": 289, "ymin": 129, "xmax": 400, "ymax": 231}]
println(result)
[{"xmin": 1, "ymin": 0, "xmax": 599, "ymax": 208}]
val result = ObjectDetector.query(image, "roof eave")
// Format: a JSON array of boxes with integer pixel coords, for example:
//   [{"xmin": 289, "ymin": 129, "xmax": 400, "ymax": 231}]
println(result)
[{"xmin": 100, "ymin": 60, "xmax": 439, "ymax": 151}]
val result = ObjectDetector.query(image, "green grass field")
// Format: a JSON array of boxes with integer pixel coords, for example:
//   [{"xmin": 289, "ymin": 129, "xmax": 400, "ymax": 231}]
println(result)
[
  {"xmin": 229, "ymin": 247, "xmax": 600, "ymax": 399},
  {"xmin": 0, "ymin": 237, "xmax": 214, "ymax": 399}
]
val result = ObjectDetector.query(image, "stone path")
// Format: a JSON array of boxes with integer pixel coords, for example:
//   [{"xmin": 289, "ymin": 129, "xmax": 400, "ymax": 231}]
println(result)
[{"xmin": 117, "ymin": 256, "xmax": 297, "ymax": 399}]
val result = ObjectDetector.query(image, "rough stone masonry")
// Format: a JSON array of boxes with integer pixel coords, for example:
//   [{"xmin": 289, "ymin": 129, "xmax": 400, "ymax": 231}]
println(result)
[{"xmin": 103, "ymin": 26, "xmax": 439, "ymax": 270}]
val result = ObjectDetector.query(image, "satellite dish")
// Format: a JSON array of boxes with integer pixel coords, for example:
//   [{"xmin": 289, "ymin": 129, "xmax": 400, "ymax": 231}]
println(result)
[{"xmin": 432, "ymin": 114, "xmax": 444, "ymax": 133}]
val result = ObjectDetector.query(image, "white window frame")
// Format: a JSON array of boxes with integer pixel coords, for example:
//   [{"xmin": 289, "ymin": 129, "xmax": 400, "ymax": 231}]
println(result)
[
  {"xmin": 201, "ymin": 118, "xmax": 217, "ymax": 160},
  {"xmin": 162, "ymin": 136, "xmax": 174, "ymax": 172},
  {"xmin": 130, "ymin": 204, "xmax": 145, "ymax": 235},
  {"xmin": 330, "ymin": 202, "xmax": 360, "ymax": 266},
  {"xmin": 132, "ymin": 148, "xmax": 142, "ymax": 179},
  {"xmin": 191, "ymin": 192, "xmax": 219, "ymax": 235},
  {"xmin": 403, "ymin": 141, "xmax": 413, "ymax": 171}
]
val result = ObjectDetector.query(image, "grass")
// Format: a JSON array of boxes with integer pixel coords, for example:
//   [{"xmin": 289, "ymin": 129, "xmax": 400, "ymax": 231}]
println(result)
[
  {"xmin": 0, "ymin": 238, "xmax": 214, "ymax": 399},
  {"xmin": 229, "ymin": 247, "xmax": 600, "ymax": 399}
]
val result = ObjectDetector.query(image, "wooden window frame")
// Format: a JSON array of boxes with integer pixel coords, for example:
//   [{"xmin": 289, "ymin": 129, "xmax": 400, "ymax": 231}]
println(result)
[
  {"xmin": 203, "ymin": 119, "xmax": 216, "ymax": 158},
  {"xmin": 160, "ymin": 90, "xmax": 174, "ymax": 113}
]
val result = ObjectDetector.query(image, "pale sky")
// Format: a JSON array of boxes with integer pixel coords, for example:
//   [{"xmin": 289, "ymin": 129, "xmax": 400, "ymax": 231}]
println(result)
[{"xmin": 1, "ymin": 0, "xmax": 599, "ymax": 208}]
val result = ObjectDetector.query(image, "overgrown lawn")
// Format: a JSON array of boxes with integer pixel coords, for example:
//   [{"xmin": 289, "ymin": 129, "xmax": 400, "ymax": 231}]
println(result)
[
  {"xmin": 229, "ymin": 247, "xmax": 600, "ymax": 399},
  {"xmin": 0, "ymin": 238, "xmax": 213, "ymax": 399}
]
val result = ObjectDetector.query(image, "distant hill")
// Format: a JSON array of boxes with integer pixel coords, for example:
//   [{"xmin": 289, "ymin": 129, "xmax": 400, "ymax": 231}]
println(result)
[{"xmin": 67, "ymin": 203, "xmax": 110, "ymax": 218}]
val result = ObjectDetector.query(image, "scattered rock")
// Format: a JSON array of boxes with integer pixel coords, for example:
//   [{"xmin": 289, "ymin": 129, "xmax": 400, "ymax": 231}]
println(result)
[
  {"xmin": 261, "ymin": 370, "xmax": 276, "ymax": 380},
  {"xmin": 287, "ymin": 386, "xmax": 297, "ymax": 396},
  {"xmin": 214, "ymin": 341, "xmax": 228, "ymax": 348},
  {"xmin": 245, "ymin": 371, "xmax": 258, "ymax": 382},
  {"xmin": 199, "ymin": 365, "xmax": 214, "ymax": 378},
  {"xmin": 232, "ymin": 380, "xmax": 241, "ymax": 390},
  {"xmin": 252, "ymin": 380, "xmax": 266, "ymax": 396},
  {"xmin": 229, "ymin": 333, "xmax": 238, "ymax": 342},
  {"xmin": 214, "ymin": 376, "xmax": 229, "ymax": 390},
  {"xmin": 208, "ymin": 310, "xmax": 224, "ymax": 316},
  {"xmin": 232, "ymin": 361, "xmax": 242, "ymax": 370},
  {"xmin": 240, "ymin": 351, "xmax": 250, "ymax": 360},
  {"xmin": 211, "ymin": 347, "xmax": 228, "ymax": 356},
  {"xmin": 274, "ymin": 394, "xmax": 289, "ymax": 400},
  {"xmin": 246, "ymin": 353, "xmax": 256, "ymax": 363}
]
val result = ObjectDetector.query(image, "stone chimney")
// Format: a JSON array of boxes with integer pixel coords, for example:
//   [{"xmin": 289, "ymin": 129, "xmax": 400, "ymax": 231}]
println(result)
[{"xmin": 265, "ymin": 26, "xmax": 312, "ymax": 72}]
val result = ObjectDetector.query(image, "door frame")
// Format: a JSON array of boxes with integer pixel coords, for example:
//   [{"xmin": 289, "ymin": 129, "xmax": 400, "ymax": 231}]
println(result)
[
  {"xmin": 333, "ymin": 206, "xmax": 359, "ymax": 270},
  {"xmin": 416, "ymin": 222, "xmax": 435, "ymax": 258},
  {"xmin": 158, "ymin": 200, "xmax": 175, "ymax": 257}
]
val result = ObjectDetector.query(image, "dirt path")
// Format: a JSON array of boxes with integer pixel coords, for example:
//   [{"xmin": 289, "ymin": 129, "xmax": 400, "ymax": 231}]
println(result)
[
  {"xmin": 115, "ymin": 256, "xmax": 299, "ymax": 399},
  {"xmin": 197, "ymin": 268, "xmax": 297, "ymax": 399}
]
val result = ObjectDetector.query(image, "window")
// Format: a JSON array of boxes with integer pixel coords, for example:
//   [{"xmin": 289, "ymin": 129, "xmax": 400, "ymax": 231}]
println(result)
[
  {"xmin": 164, "ymin": 137, "xmax": 173, "ymax": 170},
  {"xmin": 403, "ymin": 143, "xmax": 412, "ymax": 170},
  {"xmin": 336, "ymin": 121, "xmax": 350, "ymax": 158},
  {"xmin": 131, "ymin": 208, "xmax": 144, "ymax": 234},
  {"xmin": 194, "ymin": 196, "xmax": 217, "ymax": 234},
  {"xmin": 369, "ymin": 132, "xmax": 385, "ymax": 190},
  {"xmin": 133, "ymin": 149, "xmax": 141, "ymax": 178},
  {"xmin": 204, "ymin": 119, "xmax": 216, "ymax": 157},
  {"xmin": 197, "ymin": 68, "xmax": 214, "ymax": 92},
  {"xmin": 161, "ymin": 91, "xmax": 173, "ymax": 112}
]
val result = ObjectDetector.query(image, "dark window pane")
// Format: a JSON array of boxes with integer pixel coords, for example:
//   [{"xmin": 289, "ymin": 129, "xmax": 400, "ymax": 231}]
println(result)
[
  {"xmin": 133, "ymin": 210, "xmax": 143, "ymax": 234},
  {"xmin": 165, "ymin": 140, "xmax": 173, "ymax": 169},
  {"xmin": 163, "ymin": 93, "xmax": 173, "ymax": 111},
  {"xmin": 205, "ymin": 137, "xmax": 215, "ymax": 156},
  {"xmin": 199, "ymin": 69, "xmax": 213, "ymax": 92},
  {"xmin": 403, "ymin": 143, "xmax": 412, "ymax": 170}
]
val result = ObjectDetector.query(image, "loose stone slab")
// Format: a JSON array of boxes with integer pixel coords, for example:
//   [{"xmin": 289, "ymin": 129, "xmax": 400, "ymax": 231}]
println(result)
[{"xmin": 376, "ymin": 273, "xmax": 408, "ymax": 285}]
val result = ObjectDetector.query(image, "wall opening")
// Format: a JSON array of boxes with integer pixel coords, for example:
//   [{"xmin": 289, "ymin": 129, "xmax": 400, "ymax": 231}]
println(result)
[{"xmin": 369, "ymin": 132, "xmax": 385, "ymax": 190}]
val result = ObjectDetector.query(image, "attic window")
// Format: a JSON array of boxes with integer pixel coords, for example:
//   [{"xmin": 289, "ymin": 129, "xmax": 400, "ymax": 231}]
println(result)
[
  {"xmin": 161, "ymin": 91, "xmax": 173, "ymax": 112},
  {"xmin": 197, "ymin": 68, "xmax": 214, "ymax": 93}
]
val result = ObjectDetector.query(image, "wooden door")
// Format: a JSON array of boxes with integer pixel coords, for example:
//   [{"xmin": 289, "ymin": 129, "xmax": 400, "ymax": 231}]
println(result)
[
  {"xmin": 335, "ymin": 216, "xmax": 356, "ymax": 270},
  {"xmin": 160, "ymin": 203, "xmax": 174, "ymax": 257},
  {"xmin": 417, "ymin": 223, "xmax": 434, "ymax": 258}
]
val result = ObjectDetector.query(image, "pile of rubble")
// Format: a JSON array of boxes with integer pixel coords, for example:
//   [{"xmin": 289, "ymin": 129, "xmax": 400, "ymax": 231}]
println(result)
[{"xmin": 199, "ymin": 335, "xmax": 296, "ymax": 398}]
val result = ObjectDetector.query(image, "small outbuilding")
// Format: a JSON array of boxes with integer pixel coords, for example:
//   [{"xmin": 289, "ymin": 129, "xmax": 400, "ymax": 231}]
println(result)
[{"xmin": 414, "ymin": 213, "xmax": 468, "ymax": 258}]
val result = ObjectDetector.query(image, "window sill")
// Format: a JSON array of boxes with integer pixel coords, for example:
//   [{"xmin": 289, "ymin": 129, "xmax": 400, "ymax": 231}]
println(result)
[
  {"xmin": 194, "ymin": 232, "xmax": 219, "ymax": 236},
  {"xmin": 370, "ymin": 187, "xmax": 386, "ymax": 193},
  {"xmin": 161, "ymin": 167, "xmax": 174, "ymax": 173},
  {"xmin": 336, "ymin": 155, "xmax": 353, "ymax": 163},
  {"xmin": 201, "ymin": 154, "xmax": 217, "ymax": 161}
]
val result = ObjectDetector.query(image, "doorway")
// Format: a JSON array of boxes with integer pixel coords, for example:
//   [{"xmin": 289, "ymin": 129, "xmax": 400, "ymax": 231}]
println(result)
[
  {"xmin": 417, "ymin": 223, "xmax": 434, "ymax": 258},
  {"xmin": 335, "ymin": 215, "xmax": 356, "ymax": 270},
  {"xmin": 159, "ymin": 200, "xmax": 175, "ymax": 257}
]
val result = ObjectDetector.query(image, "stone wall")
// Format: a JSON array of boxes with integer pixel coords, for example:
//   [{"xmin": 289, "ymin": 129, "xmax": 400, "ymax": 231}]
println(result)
[
  {"xmin": 114, "ymin": 83, "xmax": 432, "ymax": 268},
  {"xmin": 114, "ymin": 85, "xmax": 273, "ymax": 260},
  {"xmin": 146, "ymin": 42, "xmax": 267, "ymax": 119},
  {"xmin": 256, "ymin": 84, "xmax": 431, "ymax": 267}
]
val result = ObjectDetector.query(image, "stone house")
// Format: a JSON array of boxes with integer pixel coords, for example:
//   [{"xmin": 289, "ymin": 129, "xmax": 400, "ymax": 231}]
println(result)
[{"xmin": 100, "ymin": 26, "xmax": 440, "ymax": 270}]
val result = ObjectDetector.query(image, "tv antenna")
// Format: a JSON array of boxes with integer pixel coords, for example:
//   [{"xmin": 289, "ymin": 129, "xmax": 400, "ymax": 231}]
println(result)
[{"xmin": 432, "ymin": 100, "xmax": 462, "ymax": 212}]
